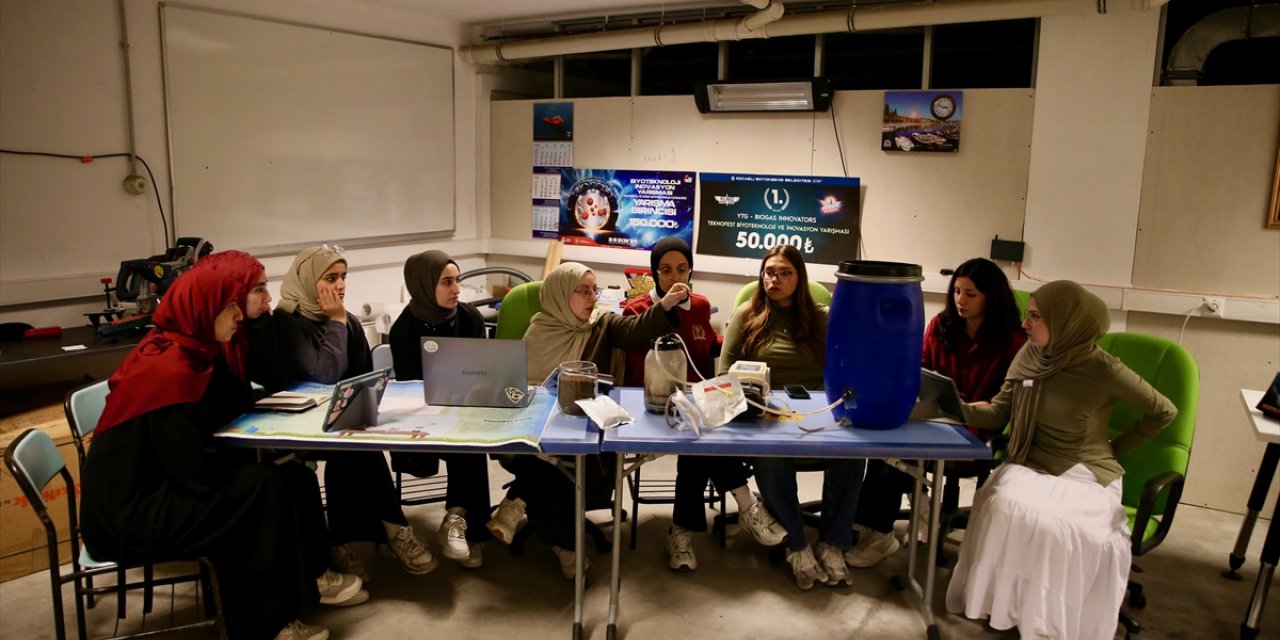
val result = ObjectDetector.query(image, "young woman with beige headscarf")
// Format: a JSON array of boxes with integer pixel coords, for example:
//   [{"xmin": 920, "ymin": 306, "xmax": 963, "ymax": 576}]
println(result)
[
  {"xmin": 486, "ymin": 261, "xmax": 687, "ymax": 579},
  {"xmin": 946, "ymin": 280, "xmax": 1177, "ymax": 640},
  {"xmin": 252, "ymin": 245, "xmax": 437, "ymax": 584}
]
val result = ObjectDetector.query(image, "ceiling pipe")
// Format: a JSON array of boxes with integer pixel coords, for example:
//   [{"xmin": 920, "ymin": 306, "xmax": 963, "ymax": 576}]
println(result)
[
  {"xmin": 1164, "ymin": 4, "xmax": 1280, "ymax": 86},
  {"xmin": 460, "ymin": 0, "xmax": 1172, "ymax": 65}
]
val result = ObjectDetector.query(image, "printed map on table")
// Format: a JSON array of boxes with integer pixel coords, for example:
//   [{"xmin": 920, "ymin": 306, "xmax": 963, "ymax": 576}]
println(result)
[{"xmin": 219, "ymin": 381, "xmax": 552, "ymax": 448}]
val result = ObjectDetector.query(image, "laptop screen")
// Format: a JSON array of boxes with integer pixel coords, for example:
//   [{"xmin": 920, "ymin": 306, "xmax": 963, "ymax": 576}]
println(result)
[{"xmin": 420, "ymin": 337, "xmax": 533, "ymax": 408}]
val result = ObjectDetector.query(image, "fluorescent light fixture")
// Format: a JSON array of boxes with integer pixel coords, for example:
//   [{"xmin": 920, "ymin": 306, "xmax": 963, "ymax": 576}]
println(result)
[{"xmin": 695, "ymin": 78, "xmax": 832, "ymax": 113}]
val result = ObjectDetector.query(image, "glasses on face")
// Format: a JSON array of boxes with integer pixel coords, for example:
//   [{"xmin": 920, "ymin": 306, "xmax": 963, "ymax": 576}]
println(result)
[
  {"xmin": 762, "ymin": 269, "xmax": 796, "ymax": 283},
  {"xmin": 657, "ymin": 265, "xmax": 690, "ymax": 278},
  {"xmin": 573, "ymin": 286, "xmax": 603, "ymax": 298}
]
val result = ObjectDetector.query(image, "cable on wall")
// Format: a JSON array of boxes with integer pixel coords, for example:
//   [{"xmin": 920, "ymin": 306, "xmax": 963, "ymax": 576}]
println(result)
[{"xmin": 0, "ymin": 148, "xmax": 170, "ymax": 247}]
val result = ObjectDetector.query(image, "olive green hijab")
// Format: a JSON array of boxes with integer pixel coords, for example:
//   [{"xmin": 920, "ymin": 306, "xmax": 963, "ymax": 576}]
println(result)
[
  {"xmin": 405, "ymin": 250, "xmax": 457, "ymax": 326},
  {"xmin": 277, "ymin": 245, "xmax": 346, "ymax": 322},
  {"xmin": 1003, "ymin": 280, "xmax": 1110, "ymax": 466}
]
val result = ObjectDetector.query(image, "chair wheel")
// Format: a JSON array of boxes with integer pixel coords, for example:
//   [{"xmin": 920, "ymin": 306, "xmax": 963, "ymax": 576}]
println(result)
[
  {"xmin": 891, "ymin": 575, "xmax": 908, "ymax": 591},
  {"xmin": 926, "ymin": 624, "xmax": 942, "ymax": 640},
  {"xmin": 1128, "ymin": 592, "xmax": 1146, "ymax": 610}
]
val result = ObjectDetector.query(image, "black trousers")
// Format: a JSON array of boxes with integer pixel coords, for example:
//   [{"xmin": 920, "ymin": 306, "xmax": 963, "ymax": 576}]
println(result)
[
  {"xmin": 323, "ymin": 451, "xmax": 407, "ymax": 544},
  {"xmin": 390, "ymin": 451, "xmax": 493, "ymax": 542},
  {"xmin": 505, "ymin": 453, "xmax": 615, "ymax": 551},
  {"xmin": 672, "ymin": 455, "xmax": 750, "ymax": 532},
  {"xmin": 87, "ymin": 462, "xmax": 329, "ymax": 640},
  {"xmin": 853, "ymin": 458, "xmax": 913, "ymax": 533}
]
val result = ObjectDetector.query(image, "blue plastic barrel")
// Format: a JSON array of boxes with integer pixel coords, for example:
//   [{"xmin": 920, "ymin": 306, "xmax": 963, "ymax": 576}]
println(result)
[{"xmin": 824, "ymin": 260, "xmax": 924, "ymax": 429}]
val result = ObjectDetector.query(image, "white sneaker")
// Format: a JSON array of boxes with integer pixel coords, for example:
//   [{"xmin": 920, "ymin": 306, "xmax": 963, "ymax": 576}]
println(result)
[
  {"xmin": 815, "ymin": 542, "xmax": 850, "ymax": 587},
  {"xmin": 316, "ymin": 569, "xmax": 365, "ymax": 606},
  {"xmin": 330, "ymin": 543, "xmax": 369, "ymax": 583},
  {"xmin": 439, "ymin": 510, "xmax": 471, "ymax": 562},
  {"xmin": 741, "ymin": 498, "xmax": 787, "ymax": 547},
  {"xmin": 387, "ymin": 525, "xmax": 437, "ymax": 575},
  {"xmin": 785, "ymin": 545, "xmax": 829, "ymax": 591},
  {"xmin": 486, "ymin": 498, "xmax": 527, "ymax": 544},
  {"xmin": 845, "ymin": 526, "xmax": 902, "ymax": 568},
  {"xmin": 667, "ymin": 528, "xmax": 697, "ymax": 572},
  {"xmin": 458, "ymin": 542, "xmax": 483, "ymax": 569},
  {"xmin": 551, "ymin": 545, "xmax": 590, "ymax": 580},
  {"xmin": 274, "ymin": 620, "xmax": 329, "ymax": 640}
]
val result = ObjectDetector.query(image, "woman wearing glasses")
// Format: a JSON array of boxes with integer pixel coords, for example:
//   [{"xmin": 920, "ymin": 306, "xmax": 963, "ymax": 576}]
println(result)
[
  {"xmin": 486, "ymin": 261, "xmax": 686, "ymax": 579},
  {"xmin": 252, "ymin": 245, "xmax": 436, "ymax": 583},
  {"xmin": 622, "ymin": 238, "xmax": 786, "ymax": 572},
  {"xmin": 946, "ymin": 280, "xmax": 1176, "ymax": 640},
  {"xmin": 719, "ymin": 244, "xmax": 862, "ymax": 591},
  {"xmin": 386, "ymin": 250, "xmax": 492, "ymax": 569}
]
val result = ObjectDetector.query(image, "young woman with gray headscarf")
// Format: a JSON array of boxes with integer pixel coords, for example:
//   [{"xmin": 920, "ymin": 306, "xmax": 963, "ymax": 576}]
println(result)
[
  {"xmin": 386, "ymin": 250, "xmax": 492, "ymax": 569},
  {"xmin": 620, "ymin": 238, "xmax": 785, "ymax": 573},
  {"xmin": 946, "ymin": 280, "xmax": 1177, "ymax": 640},
  {"xmin": 487, "ymin": 261, "xmax": 687, "ymax": 579},
  {"xmin": 255, "ymin": 245, "xmax": 437, "ymax": 583}
]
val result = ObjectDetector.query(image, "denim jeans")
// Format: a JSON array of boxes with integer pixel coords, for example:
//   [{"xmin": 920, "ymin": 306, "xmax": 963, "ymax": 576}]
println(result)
[{"xmin": 754, "ymin": 457, "xmax": 866, "ymax": 551}]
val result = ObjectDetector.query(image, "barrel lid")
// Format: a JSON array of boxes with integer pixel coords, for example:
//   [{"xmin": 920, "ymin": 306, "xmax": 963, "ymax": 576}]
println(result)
[{"xmin": 836, "ymin": 260, "xmax": 923, "ymax": 281}]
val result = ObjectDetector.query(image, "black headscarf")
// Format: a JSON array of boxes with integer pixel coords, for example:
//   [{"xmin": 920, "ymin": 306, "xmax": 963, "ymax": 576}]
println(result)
[
  {"xmin": 650, "ymin": 237, "xmax": 694, "ymax": 297},
  {"xmin": 405, "ymin": 250, "xmax": 458, "ymax": 326}
]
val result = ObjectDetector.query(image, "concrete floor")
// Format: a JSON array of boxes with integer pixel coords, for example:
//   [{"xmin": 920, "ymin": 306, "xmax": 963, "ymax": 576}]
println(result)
[{"xmin": 0, "ymin": 455, "xmax": 1274, "ymax": 640}]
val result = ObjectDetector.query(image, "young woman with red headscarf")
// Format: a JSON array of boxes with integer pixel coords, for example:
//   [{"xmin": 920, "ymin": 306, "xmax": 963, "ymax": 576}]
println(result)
[{"xmin": 80, "ymin": 265, "xmax": 365, "ymax": 640}]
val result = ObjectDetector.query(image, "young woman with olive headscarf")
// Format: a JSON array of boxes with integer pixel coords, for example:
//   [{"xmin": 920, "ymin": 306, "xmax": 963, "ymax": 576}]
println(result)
[{"xmin": 946, "ymin": 280, "xmax": 1177, "ymax": 640}]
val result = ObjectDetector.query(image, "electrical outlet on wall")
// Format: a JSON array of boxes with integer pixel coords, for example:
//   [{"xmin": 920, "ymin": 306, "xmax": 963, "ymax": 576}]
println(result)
[{"xmin": 1201, "ymin": 297, "xmax": 1225, "ymax": 319}]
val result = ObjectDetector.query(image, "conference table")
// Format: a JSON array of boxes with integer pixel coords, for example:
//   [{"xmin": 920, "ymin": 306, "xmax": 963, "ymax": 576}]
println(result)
[
  {"xmin": 215, "ymin": 381, "xmax": 603, "ymax": 639},
  {"xmin": 599, "ymin": 388, "xmax": 992, "ymax": 640},
  {"xmin": 1226, "ymin": 389, "xmax": 1279, "ymax": 640}
]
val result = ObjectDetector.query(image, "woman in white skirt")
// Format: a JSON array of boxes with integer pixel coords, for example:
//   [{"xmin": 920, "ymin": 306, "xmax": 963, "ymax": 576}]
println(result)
[{"xmin": 945, "ymin": 280, "xmax": 1177, "ymax": 640}]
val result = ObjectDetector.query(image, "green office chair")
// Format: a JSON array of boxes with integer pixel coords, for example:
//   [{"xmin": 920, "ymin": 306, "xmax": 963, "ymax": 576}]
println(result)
[
  {"xmin": 5, "ymin": 428, "xmax": 225, "ymax": 640},
  {"xmin": 732, "ymin": 280, "xmax": 833, "ymax": 309},
  {"xmin": 1012, "ymin": 288, "xmax": 1031, "ymax": 321},
  {"xmin": 1097, "ymin": 332, "xmax": 1199, "ymax": 639}
]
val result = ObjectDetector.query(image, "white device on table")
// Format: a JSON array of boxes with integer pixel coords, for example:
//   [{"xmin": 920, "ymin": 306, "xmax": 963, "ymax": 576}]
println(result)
[{"xmin": 727, "ymin": 360, "xmax": 771, "ymax": 395}]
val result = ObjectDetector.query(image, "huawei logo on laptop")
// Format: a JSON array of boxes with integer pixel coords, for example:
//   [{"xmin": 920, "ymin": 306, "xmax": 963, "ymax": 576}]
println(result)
[{"xmin": 505, "ymin": 387, "xmax": 525, "ymax": 404}]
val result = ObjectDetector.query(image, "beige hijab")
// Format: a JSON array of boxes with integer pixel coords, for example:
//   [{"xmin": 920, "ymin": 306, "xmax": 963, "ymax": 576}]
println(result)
[
  {"xmin": 524, "ymin": 262, "xmax": 603, "ymax": 385},
  {"xmin": 277, "ymin": 245, "xmax": 346, "ymax": 322},
  {"xmin": 1003, "ymin": 280, "xmax": 1110, "ymax": 465}
]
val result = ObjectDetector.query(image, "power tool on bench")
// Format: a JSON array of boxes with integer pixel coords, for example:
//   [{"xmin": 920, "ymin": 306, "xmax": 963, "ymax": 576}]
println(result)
[{"xmin": 92, "ymin": 237, "xmax": 214, "ymax": 337}]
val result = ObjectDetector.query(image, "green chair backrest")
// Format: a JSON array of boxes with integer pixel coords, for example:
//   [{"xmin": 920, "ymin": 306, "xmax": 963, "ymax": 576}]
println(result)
[
  {"xmin": 1012, "ymin": 289, "xmax": 1031, "ymax": 322},
  {"xmin": 732, "ymin": 280, "xmax": 833, "ymax": 310},
  {"xmin": 495, "ymin": 281, "xmax": 544, "ymax": 340},
  {"xmin": 1096, "ymin": 332, "xmax": 1199, "ymax": 515}
]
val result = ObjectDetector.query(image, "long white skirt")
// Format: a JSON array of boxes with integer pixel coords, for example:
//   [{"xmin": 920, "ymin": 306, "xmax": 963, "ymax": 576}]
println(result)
[{"xmin": 945, "ymin": 463, "xmax": 1131, "ymax": 640}]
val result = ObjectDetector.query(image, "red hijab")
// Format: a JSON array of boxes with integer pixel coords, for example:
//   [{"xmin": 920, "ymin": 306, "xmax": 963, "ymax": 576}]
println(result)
[
  {"xmin": 94, "ymin": 268, "xmax": 243, "ymax": 435},
  {"xmin": 191, "ymin": 251, "xmax": 265, "ymax": 380}
]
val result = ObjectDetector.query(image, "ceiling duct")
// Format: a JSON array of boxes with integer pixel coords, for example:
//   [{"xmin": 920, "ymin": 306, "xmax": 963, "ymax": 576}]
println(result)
[
  {"xmin": 1164, "ymin": 3, "xmax": 1280, "ymax": 86},
  {"xmin": 459, "ymin": 0, "xmax": 1173, "ymax": 65}
]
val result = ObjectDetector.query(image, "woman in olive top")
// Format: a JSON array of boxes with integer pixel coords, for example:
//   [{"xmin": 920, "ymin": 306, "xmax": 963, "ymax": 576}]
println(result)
[
  {"xmin": 718, "ymin": 244, "xmax": 861, "ymax": 591},
  {"xmin": 946, "ymin": 280, "xmax": 1176, "ymax": 640},
  {"xmin": 486, "ymin": 261, "xmax": 686, "ymax": 579},
  {"xmin": 387, "ymin": 250, "xmax": 492, "ymax": 568}
]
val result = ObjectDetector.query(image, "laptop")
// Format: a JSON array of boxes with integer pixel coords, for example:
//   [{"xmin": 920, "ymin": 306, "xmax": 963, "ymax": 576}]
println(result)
[
  {"xmin": 915, "ymin": 368, "xmax": 966, "ymax": 423},
  {"xmin": 420, "ymin": 337, "xmax": 534, "ymax": 408},
  {"xmin": 323, "ymin": 368, "xmax": 392, "ymax": 431}
]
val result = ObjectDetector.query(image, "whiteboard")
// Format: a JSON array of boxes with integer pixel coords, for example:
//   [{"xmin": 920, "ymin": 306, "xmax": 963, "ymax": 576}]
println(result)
[{"xmin": 161, "ymin": 6, "xmax": 455, "ymax": 254}]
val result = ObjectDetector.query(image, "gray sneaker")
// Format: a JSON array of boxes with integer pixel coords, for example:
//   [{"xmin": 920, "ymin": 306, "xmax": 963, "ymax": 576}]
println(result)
[
  {"xmin": 330, "ymin": 543, "xmax": 369, "ymax": 583},
  {"xmin": 273, "ymin": 620, "xmax": 329, "ymax": 640},
  {"xmin": 387, "ymin": 525, "xmax": 437, "ymax": 575},
  {"xmin": 666, "ymin": 529, "xmax": 697, "ymax": 572},
  {"xmin": 741, "ymin": 499, "xmax": 787, "ymax": 547},
  {"xmin": 486, "ymin": 497, "xmax": 527, "ymax": 544},
  {"xmin": 815, "ymin": 541, "xmax": 850, "ymax": 587},
  {"xmin": 316, "ymin": 570, "xmax": 365, "ymax": 606},
  {"xmin": 551, "ymin": 545, "xmax": 590, "ymax": 580},
  {"xmin": 438, "ymin": 511, "xmax": 471, "ymax": 562},
  {"xmin": 785, "ymin": 545, "xmax": 829, "ymax": 591},
  {"xmin": 845, "ymin": 525, "xmax": 902, "ymax": 568}
]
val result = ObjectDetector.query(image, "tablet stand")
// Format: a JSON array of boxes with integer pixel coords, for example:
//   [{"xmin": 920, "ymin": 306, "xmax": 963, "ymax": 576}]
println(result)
[{"xmin": 328, "ymin": 385, "xmax": 380, "ymax": 431}]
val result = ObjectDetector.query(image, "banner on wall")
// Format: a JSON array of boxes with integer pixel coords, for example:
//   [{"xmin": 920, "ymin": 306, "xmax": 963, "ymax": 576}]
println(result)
[
  {"xmin": 696, "ymin": 173, "xmax": 861, "ymax": 265},
  {"xmin": 559, "ymin": 168, "xmax": 696, "ymax": 250}
]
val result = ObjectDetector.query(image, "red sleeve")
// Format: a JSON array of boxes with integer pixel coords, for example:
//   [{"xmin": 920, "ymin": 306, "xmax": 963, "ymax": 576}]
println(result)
[
  {"xmin": 921, "ymin": 315, "xmax": 944, "ymax": 371},
  {"xmin": 621, "ymin": 296, "xmax": 650, "ymax": 387}
]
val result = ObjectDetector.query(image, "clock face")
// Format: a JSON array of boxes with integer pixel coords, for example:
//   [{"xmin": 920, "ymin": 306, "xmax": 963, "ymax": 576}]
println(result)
[{"xmin": 931, "ymin": 95, "xmax": 955, "ymax": 120}]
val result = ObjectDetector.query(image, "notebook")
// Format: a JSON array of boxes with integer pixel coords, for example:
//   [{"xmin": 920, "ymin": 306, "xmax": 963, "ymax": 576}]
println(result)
[
  {"xmin": 915, "ymin": 368, "xmax": 966, "ymax": 423},
  {"xmin": 420, "ymin": 337, "xmax": 534, "ymax": 408},
  {"xmin": 322, "ymin": 368, "xmax": 392, "ymax": 432}
]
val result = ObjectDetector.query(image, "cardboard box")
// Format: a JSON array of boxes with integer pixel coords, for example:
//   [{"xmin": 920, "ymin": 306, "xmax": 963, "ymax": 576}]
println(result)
[{"xmin": 0, "ymin": 416, "xmax": 81, "ymax": 583}]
